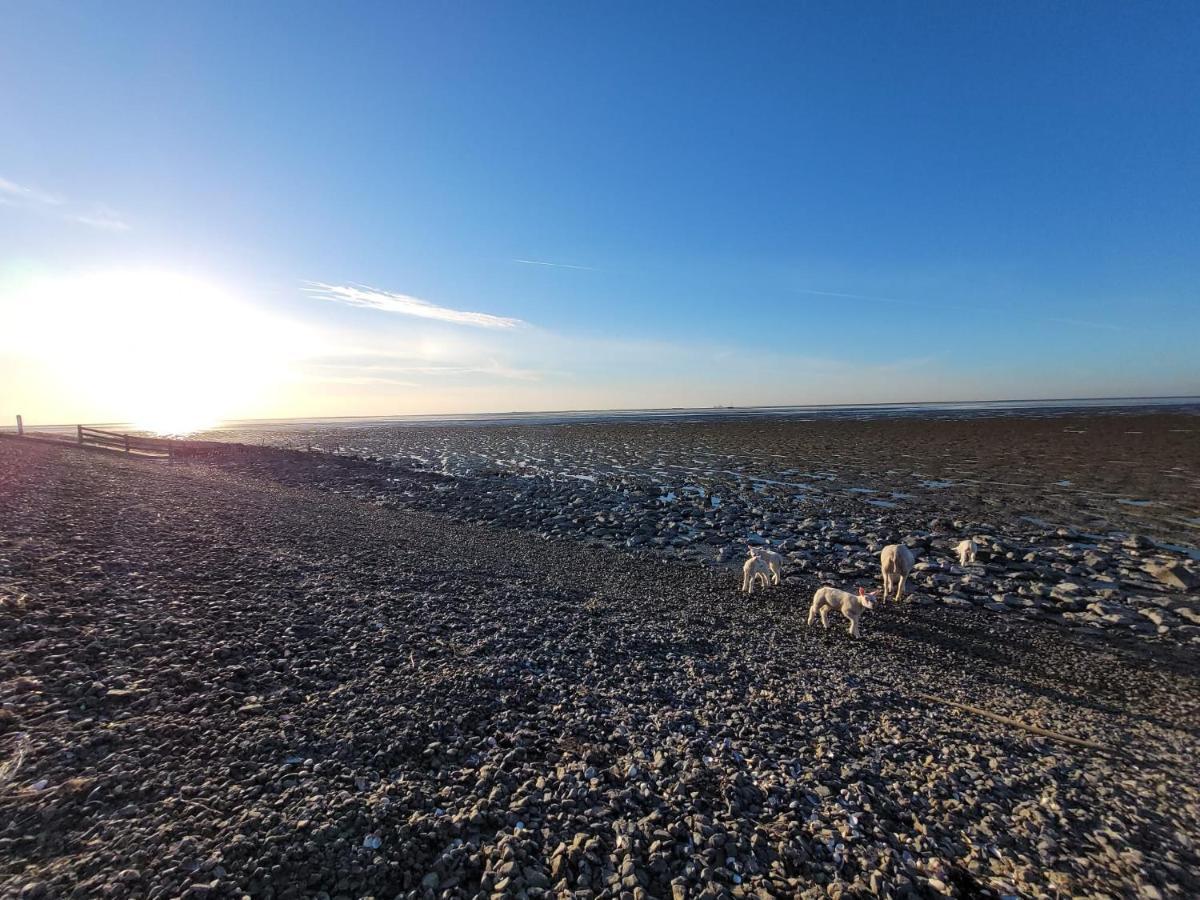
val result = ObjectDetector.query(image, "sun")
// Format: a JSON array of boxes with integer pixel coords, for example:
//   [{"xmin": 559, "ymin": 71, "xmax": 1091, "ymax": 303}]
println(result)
[{"xmin": 6, "ymin": 268, "xmax": 311, "ymax": 435}]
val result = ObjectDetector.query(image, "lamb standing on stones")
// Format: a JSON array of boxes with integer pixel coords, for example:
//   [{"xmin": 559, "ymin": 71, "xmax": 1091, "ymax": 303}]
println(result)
[
  {"xmin": 741, "ymin": 554, "xmax": 774, "ymax": 595},
  {"xmin": 808, "ymin": 586, "xmax": 877, "ymax": 638},
  {"xmin": 956, "ymin": 539, "xmax": 978, "ymax": 566},
  {"xmin": 748, "ymin": 546, "xmax": 783, "ymax": 585},
  {"xmin": 880, "ymin": 543, "xmax": 915, "ymax": 601}
]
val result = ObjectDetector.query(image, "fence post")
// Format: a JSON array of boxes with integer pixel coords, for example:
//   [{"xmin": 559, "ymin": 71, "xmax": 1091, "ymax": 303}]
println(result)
[
  {"xmin": 77, "ymin": 425, "xmax": 83, "ymax": 446},
  {"xmin": 15, "ymin": 415, "xmax": 22, "ymax": 436}
]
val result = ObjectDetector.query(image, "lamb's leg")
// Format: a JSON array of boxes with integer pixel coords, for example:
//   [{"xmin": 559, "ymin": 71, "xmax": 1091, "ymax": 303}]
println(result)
[
  {"xmin": 849, "ymin": 612, "xmax": 860, "ymax": 638},
  {"xmin": 882, "ymin": 571, "xmax": 892, "ymax": 599},
  {"xmin": 771, "ymin": 563, "xmax": 780, "ymax": 585},
  {"xmin": 896, "ymin": 574, "xmax": 907, "ymax": 602},
  {"xmin": 741, "ymin": 571, "xmax": 749, "ymax": 594},
  {"xmin": 807, "ymin": 600, "xmax": 818, "ymax": 626},
  {"xmin": 820, "ymin": 608, "xmax": 829, "ymax": 629}
]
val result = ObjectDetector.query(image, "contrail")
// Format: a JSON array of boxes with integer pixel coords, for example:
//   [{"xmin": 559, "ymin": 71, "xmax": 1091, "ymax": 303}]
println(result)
[{"xmin": 513, "ymin": 258, "xmax": 596, "ymax": 272}]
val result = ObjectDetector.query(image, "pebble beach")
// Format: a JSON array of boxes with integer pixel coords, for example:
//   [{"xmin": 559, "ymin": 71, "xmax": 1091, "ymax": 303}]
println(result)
[{"xmin": 1, "ymin": 407, "xmax": 1198, "ymax": 899}]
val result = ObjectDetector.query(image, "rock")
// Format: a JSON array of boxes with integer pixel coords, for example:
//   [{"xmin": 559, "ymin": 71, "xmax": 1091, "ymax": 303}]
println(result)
[
  {"xmin": 1142, "ymin": 561, "xmax": 1200, "ymax": 591},
  {"xmin": 1139, "ymin": 608, "xmax": 1178, "ymax": 628},
  {"xmin": 941, "ymin": 595, "xmax": 974, "ymax": 609},
  {"xmin": 1174, "ymin": 606, "xmax": 1200, "ymax": 626},
  {"xmin": 1051, "ymin": 583, "xmax": 1085, "ymax": 601}
]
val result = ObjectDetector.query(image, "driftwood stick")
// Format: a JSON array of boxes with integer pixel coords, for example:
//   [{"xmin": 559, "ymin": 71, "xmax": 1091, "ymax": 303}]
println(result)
[
  {"xmin": 912, "ymin": 691, "xmax": 1113, "ymax": 753},
  {"xmin": 0, "ymin": 733, "xmax": 30, "ymax": 790}
]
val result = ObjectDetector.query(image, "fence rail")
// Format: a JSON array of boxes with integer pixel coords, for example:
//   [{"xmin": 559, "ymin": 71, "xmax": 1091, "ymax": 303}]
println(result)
[
  {"xmin": 5, "ymin": 416, "xmax": 270, "ymax": 461},
  {"xmin": 77, "ymin": 426, "xmax": 176, "ymax": 458}
]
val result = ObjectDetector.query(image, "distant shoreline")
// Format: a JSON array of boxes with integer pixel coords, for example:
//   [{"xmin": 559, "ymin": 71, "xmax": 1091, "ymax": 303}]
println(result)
[{"xmin": 9, "ymin": 394, "xmax": 1200, "ymax": 434}]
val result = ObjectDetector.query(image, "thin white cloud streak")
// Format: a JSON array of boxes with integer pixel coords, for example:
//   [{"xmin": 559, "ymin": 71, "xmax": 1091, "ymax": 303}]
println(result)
[
  {"xmin": 1044, "ymin": 316, "xmax": 1120, "ymax": 332},
  {"xmin": 289, "ymin": 316, "xmax": 985, "ymax": 413},
  {"xmin": 307, "ymin": 374, "xmax": 420, "ymax": 387},
  {"xmin": 798, "ymin": 286, "xmax": 1121, "ymax": 332},
  {"xmin": 513, "ymin": 258, "xmax": 596, "ymax": 271},
  {"xmin": 70, "ymin": 207, "xmax": 131, "ymax": 231},
  {"xmin": 0, "ymin": 176, "xmax": 64, "ymax": 206},
  {"xmin": 0, "ymin": 174, "xmax": 129, "ymax": 231},
  {"xmin": 795, "ymin": 287, "xmax": 926, "ymax": 307},
  {"xmin": 310, "ymin": 357, "xmax": 541, "ymax": 382},
  {"xmin": 305, "ymin": 282, "xmax": 524, "ymax": 329}
]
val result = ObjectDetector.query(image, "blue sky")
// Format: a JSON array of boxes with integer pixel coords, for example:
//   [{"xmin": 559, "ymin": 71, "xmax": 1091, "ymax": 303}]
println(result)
[{"xmin": 2, "ymin": 1, "xmax": 1198, "ymax": 422}]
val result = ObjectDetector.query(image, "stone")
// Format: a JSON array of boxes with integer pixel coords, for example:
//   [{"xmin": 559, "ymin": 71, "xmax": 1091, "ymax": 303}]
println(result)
[{"xmin": 1142, "ymin": 561, "xmax": 1200, "ymax": 591}]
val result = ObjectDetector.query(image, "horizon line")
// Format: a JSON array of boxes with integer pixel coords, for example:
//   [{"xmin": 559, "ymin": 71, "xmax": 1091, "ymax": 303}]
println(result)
[{"xmin": 9, "ymin": 393, "xmax": 1199, "ymax": 430}]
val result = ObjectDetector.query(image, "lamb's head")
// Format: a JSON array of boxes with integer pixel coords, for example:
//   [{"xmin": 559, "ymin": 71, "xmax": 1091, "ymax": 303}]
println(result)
[{"xmin": 857, "ymin": 587, "xmax": 878, "ymax": 609}]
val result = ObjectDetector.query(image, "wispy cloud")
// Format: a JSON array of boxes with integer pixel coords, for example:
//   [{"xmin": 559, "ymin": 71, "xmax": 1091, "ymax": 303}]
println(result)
[
  {"xmin": 1044, "ymin": 316, "xmax": 1120, "ymax": 332},
  {"xmin": 70, "ymin": 207, "xmax": 131, "ymax": 232},
  {"xmin": 795, "ymin": 287, "xmax": 926, "ymax": 307},
  {"xmin": 0, "ymin": 176, "xmax": 64, "ymax": 207},
  {"xmin": 305, "ymin": 282, "xmax": 525, "ymax": 329},
  {"xmin": 310, "ymin": 355, "xmax": 541, "ymax": 382},
  {"xmin": 307, "ymin": 373, "xmax": 420, "ymax": 387},
  {"xmin": 0, "ymin": 174, "xmax": 129, "ymax": 231},
  {"xmin": 513, "ymin": 258, "xmax": 596, "ymax": 271},
  {"xmin": 797, "ymin": 286, "xmax": 1122, "ymax": 333}
]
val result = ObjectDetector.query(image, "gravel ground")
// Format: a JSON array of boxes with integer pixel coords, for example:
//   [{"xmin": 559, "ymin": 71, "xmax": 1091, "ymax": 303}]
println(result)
[
  {"xmin": 1, "ymin": 439, "xmax": 1199, "ymax": 899},
  {"xmin": 196, "ymin": 413, "xmax": 1200, "ymax": 648}
]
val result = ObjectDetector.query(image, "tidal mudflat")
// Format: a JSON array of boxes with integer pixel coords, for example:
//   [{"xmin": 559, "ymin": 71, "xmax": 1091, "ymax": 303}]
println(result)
[{"xmin": 217, "ymin": 410, "xmax": 1200, "ymax": 646}]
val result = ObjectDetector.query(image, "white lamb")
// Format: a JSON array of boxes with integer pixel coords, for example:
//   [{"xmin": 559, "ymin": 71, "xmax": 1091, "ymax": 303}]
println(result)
[
  {"xmin": 955, "ymin": 539, "xmax": 978, "ymax": 566},
  {"xmin": 741, "ymin": 554, "xmax": 773, "ymax": 595},
  {"xmin": 808, "ymin": 586, "xmax": 877, "ymax": 638},
  {"xmin": 880, "ymin": 543, "xmax": 915, "ymax": 601},
  {"xmin": 748, "ymin": 546, "xmax": 783, "ymax": 585}
]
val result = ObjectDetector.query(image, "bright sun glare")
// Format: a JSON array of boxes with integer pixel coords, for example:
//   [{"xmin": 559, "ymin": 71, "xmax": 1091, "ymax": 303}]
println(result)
[{"xmin": 9, "ymin": 269, "xmax": 307, "ymax": 434}]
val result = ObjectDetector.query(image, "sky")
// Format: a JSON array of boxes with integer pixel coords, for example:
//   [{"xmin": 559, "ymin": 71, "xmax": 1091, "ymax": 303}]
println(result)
[{"xmin": 2, "ymin": 1, "xmax": 1198, "ymax": 428}]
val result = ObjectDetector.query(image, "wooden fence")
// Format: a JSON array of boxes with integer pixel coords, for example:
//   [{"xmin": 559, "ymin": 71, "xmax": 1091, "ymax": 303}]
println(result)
[
  {"xmin": 4, "ymin": 416, "xmax": 271, "ymax": 461},
  {"xmin": 76, "ymin": 426, "xmax": 177, "ymax": 458}
]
